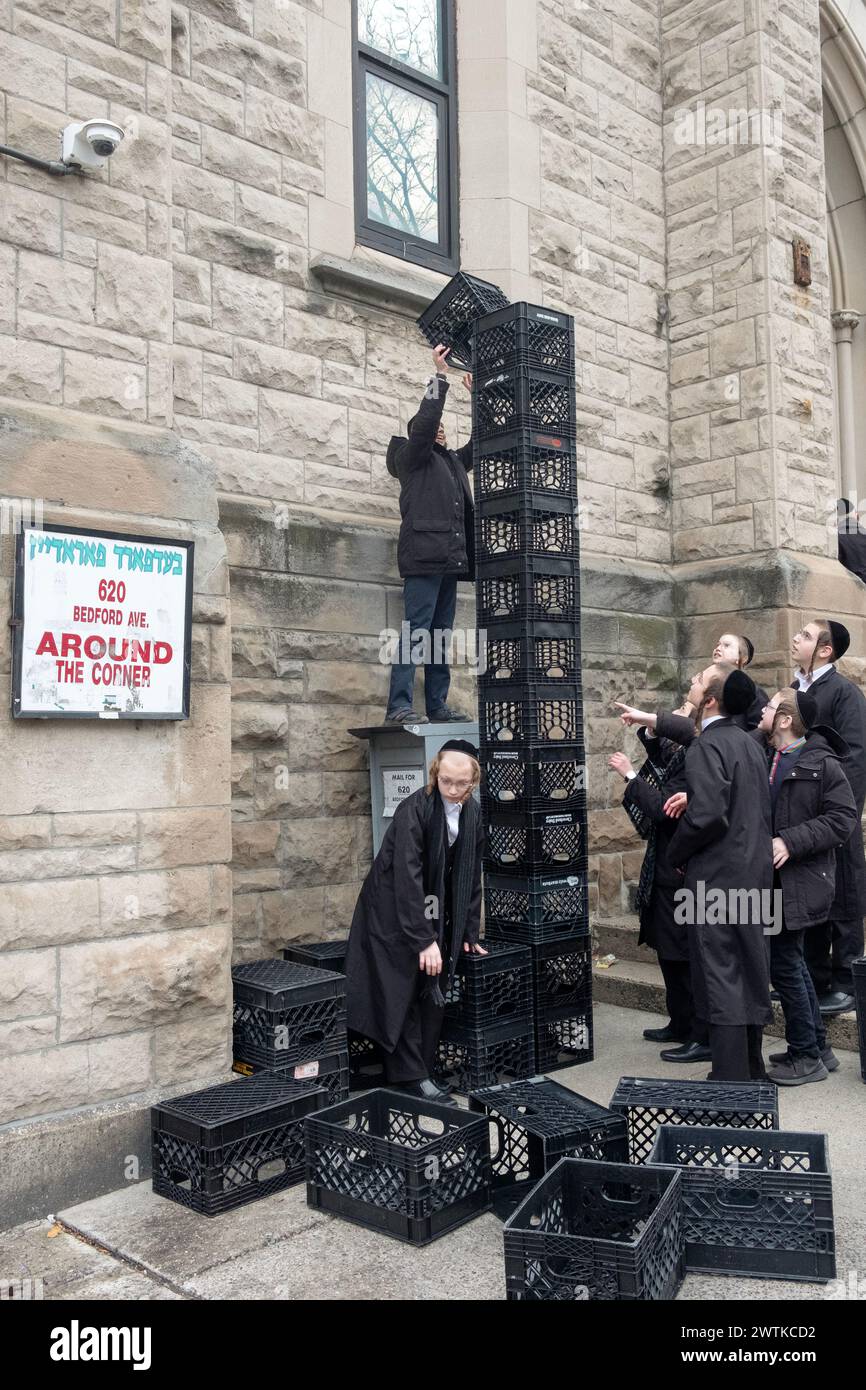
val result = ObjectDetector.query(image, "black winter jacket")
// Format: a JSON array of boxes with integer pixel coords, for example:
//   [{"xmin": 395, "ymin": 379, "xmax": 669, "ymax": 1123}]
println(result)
[
  {"xmin": 765, "ymin": 726, "xmax": 858, "ymax": 931},
  {"xmin": 386, "ymin": 377, "xmax": 475, "ymax": 579}
]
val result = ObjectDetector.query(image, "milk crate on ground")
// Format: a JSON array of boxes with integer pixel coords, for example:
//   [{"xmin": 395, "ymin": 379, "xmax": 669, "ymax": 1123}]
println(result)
[
  {"xmin": 443, "ymin": 939, "xmax": 533, "ymax": 1028},
  {"xmin": 416, "ymin": 270, "xmax": 509, "ymax": 369},
  {"xmin": 535, "ymin": 996, "xmax": 594, "ymax": 1073},
  {"xmin": 647, "ymin": 1125, "xmax": 835, "ymax": 1283},
  {"xmin": 531, "ymin": 934, "xmax": 593, "ymax": 1011},
  {"xmin": 477, "ymin": 555, "xmax": 580, "ymax": 625},
  {"xmin": 853, "ymin": 956, "xmax": 866, "ymax": 1083},
  {"xmin": 480, "ymin": 743, "xmax": 586, "ymax": 814},
  {"xmin": 304, "ymin": 1089, "xmax": 492, "ymax": 1244},
  {"xmin": 483, "ymin": 806, "xmax": 585, "ymax": 876},
  {"xmin": 474, "ymin": 364, "xmax": 577, "ymax": 440},
  {"xmin": 435, "ymin": 1016, "xmax": 535, "ymax": 1094},
  {"xmin": 231, "ymin": 1049, "xmax": 350, "ymax": 1103},
  {"xmin": 503, "ymin": 1157, "xmax": 685, "ymax": 1301},
  {"xmin": 232, "ymin": 958, "xmax": 346, "ymax": 1070},
  {"xmin": 472, "ymin": 303, "xmax": 575, "ymax": 376},
  {"xmin": 476, "ymin": 493, "xmax": 577, "ymax": 564},
  {"xmin": 152, "ymin": 1075, "xmax": 328, "ymax": 1217},
  {"xmin": 474, "ymin": 429, "xmax": 577, "ymax": 504},
  {"xmin": 483, "ymin": 870, "xmax": 589, "ymax": 945},
  {"xmin": 609, "ymin": 1077, "xmax": 780, "ymax": 1165},
  {"xmin": 283, "ymin": 939, "xmax": 348, "ymax": 973},
  {"xmin": 479, "ymin": 619, "xmax": 581, "ymax": 685},
  {"xmin": 469, "ymin": 1076, "xmax": 627, "ymax": 1217}
]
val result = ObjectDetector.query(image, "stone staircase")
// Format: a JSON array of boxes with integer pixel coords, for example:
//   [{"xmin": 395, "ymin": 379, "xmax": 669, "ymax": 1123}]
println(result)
[{"xmin": 592, "ymin": 915, "xmax": 860, "ymax": 1052}]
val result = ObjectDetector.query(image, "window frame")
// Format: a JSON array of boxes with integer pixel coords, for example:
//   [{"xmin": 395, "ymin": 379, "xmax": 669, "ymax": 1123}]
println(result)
[{"xmin": 352, "ymin": 0, "xmax": 459, "ymax": 274}]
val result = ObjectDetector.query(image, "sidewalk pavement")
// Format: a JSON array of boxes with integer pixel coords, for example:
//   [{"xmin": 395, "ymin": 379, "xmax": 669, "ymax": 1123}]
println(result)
[{"xmin": 2, "ymin": 1002, "xmax": 864, "ymax": 1301}]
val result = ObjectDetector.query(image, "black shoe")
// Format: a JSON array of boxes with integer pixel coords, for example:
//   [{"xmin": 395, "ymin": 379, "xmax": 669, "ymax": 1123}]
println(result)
[
  {"xmin": 427, "ymin": 706, "xmax": 471, "ymax": 722},
  {"xmin": 817, "ymin": 991, "xmax": 855, "ymax": 1015},
  {"xmin": 767, "ymin": 1045, "xmax": 839, "ymax": 1072},
  {"xmin": 389, "ymin": 1079, "xmax": 457, "ymax": 1106},
  {"xmin": 660, "ymin": 1042, "xmax": 713, "ymax": 1063},
  {"xmin": 766, "ymin": 1055, "xmax": 829, "ymax": 1086},
  {"xmin": 643, "ymin": 1024, "xmax": 687, "ymax": 1043},
  {"xmin": 385, "ymin": 708, "xmax": 429, "ymax": 726}
]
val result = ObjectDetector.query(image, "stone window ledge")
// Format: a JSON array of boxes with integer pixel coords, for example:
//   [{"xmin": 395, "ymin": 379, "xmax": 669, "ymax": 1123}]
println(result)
[{"xmin": 310, "ymin": 253, "xmax": 448, "ymax": 317}]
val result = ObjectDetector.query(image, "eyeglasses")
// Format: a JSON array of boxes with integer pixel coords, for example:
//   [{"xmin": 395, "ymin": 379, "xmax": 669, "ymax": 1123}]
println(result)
[{"xmin": 438, "ymin": 777, "xmax": 473, "ymax": 792}]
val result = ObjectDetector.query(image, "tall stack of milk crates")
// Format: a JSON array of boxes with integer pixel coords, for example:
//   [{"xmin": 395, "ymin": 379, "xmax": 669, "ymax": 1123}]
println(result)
[{"xmin": 470, "ymin": 300, "xmax": 592, "ymax": 1073}]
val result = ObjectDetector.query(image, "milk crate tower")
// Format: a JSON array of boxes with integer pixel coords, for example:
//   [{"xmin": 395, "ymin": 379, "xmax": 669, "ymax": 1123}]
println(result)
[{"xmin": 471, "ymin": 301, "xmax": 591, "ymax": 1073}]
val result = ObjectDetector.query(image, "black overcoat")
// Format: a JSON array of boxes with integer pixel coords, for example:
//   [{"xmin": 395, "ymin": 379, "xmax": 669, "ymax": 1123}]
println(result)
[
  {"xmin": 623, "ymin": 727, "xmax": 690, "ymax": 961},
  {"xmin": 386, "ymin": 377, "xmax": 475, "ymax": 579},
  {"xmin": 791, "ymin": 666, "xmax": 866, "ymax": 921},
  {"xmin": 344, "ymin": 787, "xmax": 483, "ymax": 1051},
  {"xmin": 667, "ymin": 718, "xmax": 774, "ymax": 1026}
]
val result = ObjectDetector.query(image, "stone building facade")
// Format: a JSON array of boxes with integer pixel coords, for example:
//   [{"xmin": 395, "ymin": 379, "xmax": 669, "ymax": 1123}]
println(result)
[{"xmin": 1, "ymin": 0, "xmax": 866, "ymax": 1222}]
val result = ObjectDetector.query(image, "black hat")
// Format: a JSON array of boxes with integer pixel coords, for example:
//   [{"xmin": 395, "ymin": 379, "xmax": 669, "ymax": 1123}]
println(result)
[
  {"xmin": 827, "ymin": 621, "xmax": 850, "ymax": 660},
  {"xmin": 741, "ymin": 636, "xmax": 755, "ymax": 666},
  {"xmin": 722, "ymin": 669, "xmax": 756, "ymax": 716},
  {"xmin": 439, "ymin": 738, "xmax": 479, "ymax": 760},
  {"xmin": 795, "ymin": 689, "xmax": 818, "ymax": 729}
]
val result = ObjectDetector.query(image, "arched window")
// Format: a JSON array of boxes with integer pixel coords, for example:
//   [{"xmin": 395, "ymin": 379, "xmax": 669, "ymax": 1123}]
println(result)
[{"xmin": 352, "ymin": 0, "xmax": 458, "ymax": 272}]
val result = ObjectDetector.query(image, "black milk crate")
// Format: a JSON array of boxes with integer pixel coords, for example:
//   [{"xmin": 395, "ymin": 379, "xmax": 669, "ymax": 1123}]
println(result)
[
  {"xmin": 609, "ymin": 1077, "xmax": 780, "ymax": 1165},
  {"xmin": 483, "ymin": 806, "xmax": 586, "ymax": 875},
  {"xmin": 854, "ymin": 956, "xmax": 866, "ymax": 1083},
  {"xmin": 484, "ymin": 870, "xmax": 589, "ymax": 944},
  {"xmin": 152, "ymin": 1074, "xmax": 328, "ymax": 1217},
  {"xmin": 232, "ymin": 1048, "xmax": 350, "ymax": 1104},
  {"xmin": 304, "ymin": 1088, "xmax": 492, "ymax": 1244},
  {"xmin": 648, "ymin": 1125, "xmax": 835, "ymax": 1282},
  {"xmin": 233, "ymin": 958, "xmax": 346, "ymax": 1070},
  {"xmin": 477, "ymin": 555, "xmax": 580, "ymax": 624},
  {"xmin": 531, "ymin": 934, "xmax": 593, "ymax": 1010},
  {"xmin": 444, "ymin": 939, "xmax": 532, "ymax": 1027},
  {"xmin": 417, "ymin": 270, "xmax": 509, "ymax": 370},
  {"xmin": 473, "ymin": 302, "xmax": 575, "ymax": 375},
  {"xmin": 504, "ymin": 1157, "xmax": 685, "ymax": 1301},
  {"xmin": 348, "ymin": 1032, "xmax": 386, "ymax": 1091},
  {"xmin": 470, "ymin": 1077, "xmax": 627, "ymax": 1217},
  {"xmin": 283, "ymin": 939, "xmax": 348, "ymax": 973},
  {"xmin": 479, "ymin": 681, "xmax": 584, "ymax": 747},
  {"xmin": 535, "ymin": 998, "xmax": 594, "ymax": 1073},
  {"xmin": 475, "ymin": 429, "xmax": 577, "ymax": 503},
  {"xmin": 480, "ymin": 620, "xmax": 580, "ymax": 685},
  {"xmin": 436, "ymin": 1016, "xmax": 535, "ymax": 1094},
  {"xmin": 476, "ymin": 492, "xmax": 577, "ymax": 564},
  {"xmin": 480, "ymin": 743, "xmax": 587, "ymax": 813},
  {"xmin": 474, "ymin": 364, "xmax": 577, "ymax": 440}
]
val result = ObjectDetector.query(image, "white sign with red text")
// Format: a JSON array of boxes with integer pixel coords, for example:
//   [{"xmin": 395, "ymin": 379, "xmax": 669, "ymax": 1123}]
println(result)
[{"xmin": 15, "ymin": 526, "xmax": 192, "ymax": 718}]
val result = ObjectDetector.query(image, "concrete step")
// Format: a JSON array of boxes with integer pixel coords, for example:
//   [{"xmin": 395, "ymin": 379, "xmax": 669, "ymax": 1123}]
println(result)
[
  {"xmin": 592, "ymin": 955, "xmax": 861, "ymax": 1052},
  {"xmin": 594, "ymin": 916, "xmax": 655, "ymax": 965}
]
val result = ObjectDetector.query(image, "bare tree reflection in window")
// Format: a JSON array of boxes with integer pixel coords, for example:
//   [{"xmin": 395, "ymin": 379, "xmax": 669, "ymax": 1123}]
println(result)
[
  {"xmin": 358, "ymin": 0, "xmax": 441, "ymax": 78},
  {"xmin": 366, "ymin": 73, "xmax": 439, "ymax": 241}
]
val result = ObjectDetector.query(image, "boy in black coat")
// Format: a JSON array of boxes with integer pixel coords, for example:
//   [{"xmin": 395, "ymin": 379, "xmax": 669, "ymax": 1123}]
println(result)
[
  {"xmin": 666, "ymin": 664, "xmax": 774, "ymax": 1082},
  {"xmin": 791, "ymin": 618, "xmax": 866, "ymax": 1012},
  {"xmin": 383, "ymin": 345, "xmax": 474, "ymax": 725},
  {"xmin": 755, "ymin": 689, "xmax": 858, "ymax": 1083}
]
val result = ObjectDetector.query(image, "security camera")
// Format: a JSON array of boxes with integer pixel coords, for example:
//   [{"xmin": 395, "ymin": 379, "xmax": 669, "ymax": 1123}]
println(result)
[{"xmin": 61, "ymin": 120, "xmax": 125, "ymax": 170}]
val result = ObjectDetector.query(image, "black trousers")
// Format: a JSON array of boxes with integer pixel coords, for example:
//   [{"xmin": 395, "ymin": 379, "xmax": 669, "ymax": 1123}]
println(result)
[
  {"xmin": 771, "ymin": 927, "xmax": 826, "ymax": 1058},
  {"xmin": 658, "ymin": 957, "xmax": 708, "ymax": 1044},
  {"xmin": 805, "ymin": 916, "xmax": 864, "ymax": 996},
  {"xmin": 384, "ymin": 973, "xmax": 445, "ymax": 1083},
  {"xmin": 707, "ymin": 1024, "xmax": 767, "ymax": 1082}
]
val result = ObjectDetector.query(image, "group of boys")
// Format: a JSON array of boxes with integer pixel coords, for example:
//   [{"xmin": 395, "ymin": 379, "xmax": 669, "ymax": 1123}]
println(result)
[{"xmin": 610, "ymin": 620, "xmax": 866, "ymax": 1085}]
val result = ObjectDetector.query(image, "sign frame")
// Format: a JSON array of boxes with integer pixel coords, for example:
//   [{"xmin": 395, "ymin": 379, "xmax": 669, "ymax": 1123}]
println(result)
[{"xmin": 11, "ymin": 523, "xmax": 195, "ymax": 721}]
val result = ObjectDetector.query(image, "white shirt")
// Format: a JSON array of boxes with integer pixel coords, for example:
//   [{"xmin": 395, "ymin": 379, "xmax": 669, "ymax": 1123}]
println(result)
[
  {"xmin": 701, "ymin": 714, "xmax": 724, "ymax": 730},
  {"xmin": 794, "ymin": 663, "xmax": 833, "ymax": 690},
  {"xmin": 441, "ymin": 794, "xmax": 462, "ymax": 846}
]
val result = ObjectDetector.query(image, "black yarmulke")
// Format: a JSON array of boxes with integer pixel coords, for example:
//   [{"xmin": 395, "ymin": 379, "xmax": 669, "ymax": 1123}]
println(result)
[
  {"xmin": 723, "ymin": 669, "xmax": 756, "ymax": 716},
  {"xmin": 439, "ymin": 738, "xmax": 479, "ymax": 760},
  {"xmin": 828, "ymin": 621, "xmax": 850, "ymax": 660},
  {"xmin": 795, "ymin": 690, "xmax": 818, "ymax": 728},
  {"xmin": 741, "ymin": 636, "xmax": 755, "ymax": 666}
]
